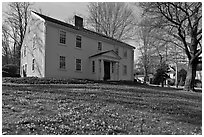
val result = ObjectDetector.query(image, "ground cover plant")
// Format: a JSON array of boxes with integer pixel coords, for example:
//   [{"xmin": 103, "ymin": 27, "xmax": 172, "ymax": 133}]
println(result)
[{"xmin": 2, "ymin": 78, "xmax": 202, "ymax": 135}]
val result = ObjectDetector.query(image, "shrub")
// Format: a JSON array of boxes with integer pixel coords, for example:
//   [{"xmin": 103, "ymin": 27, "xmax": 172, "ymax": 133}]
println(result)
[
  {"xmin": 195, "ymin": 79, "xmax": 202, "ymax": 88},
  {"xmin": 2, "ymin": 64, "xmax": 20, "ymax": 77},
  {"xmin": 2, "ymin": 71, "xmax": 9, "ymax": 77},
  {"xmin": 167, "ymin": 78, "xmax": 175, "ymax": 86},
  {"xmin": 178, "ymin": 68, "xmax": 187, "ymax": 86},
  {"xmin": 152, "ymin": 62, "xmax": 170, "ymax": 87}
]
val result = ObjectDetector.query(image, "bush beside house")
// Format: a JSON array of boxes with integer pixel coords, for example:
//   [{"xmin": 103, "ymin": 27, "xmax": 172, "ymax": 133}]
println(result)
[{"xmin": 2, "ymin": 64, "xmax": 20, "ymax": 77}]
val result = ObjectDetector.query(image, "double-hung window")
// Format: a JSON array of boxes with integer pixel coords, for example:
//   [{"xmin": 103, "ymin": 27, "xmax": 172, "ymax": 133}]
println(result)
[
  {"xmin": 76, "ymin": 59, "xmax": 82, "ymax": 71},
  {"xmin": 124, "ymin": 49, "xmax": 127, "ymax": 58},
  {"xmin": 25, "ymin": 64, "xmax": 27, "ymax": 73},
  {"xmin": 59, "ymin": 30, "xmax": 66, "ymax": 44},
  {"xmin": 112, "ymin": 63, "xmax": 114, "ymax": 73},
  {"xmin": 24, "ymin": 45, "xmax": 26, "ymax": 57},
  {"xmin": 123, "ymin": 65, "xmax": 127, "ymax": 75},
  {"xmin": 59, "ymin": 56, "xmax": 66, "ymax": 69},
  {"xmin": 92, "ymin": 61, "xmax": 95, "ymax": 73},
  {"xmin": 33, "ymin": 34, "xmax": 37, "ymax": 49},
  {"xmin": 98, "ymin": 42, "xmax": 102, "ymax": 51},
  {"xmin": 32, "ymin": 59, "xmax": 35, "ymax": 71},
  {"xmin": 76, "ymin": 35, "xmax": 82, "ymax": 48}
]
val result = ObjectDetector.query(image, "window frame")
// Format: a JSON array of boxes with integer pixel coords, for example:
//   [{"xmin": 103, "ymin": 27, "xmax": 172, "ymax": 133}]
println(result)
[
  {"xmin": 59, "ymin": 30, "xmax": 66, "ymax": 45},
  {"xmin": 33, "ymin": 34, "xmax": 37, "ymax": 49},
  {"xmin": 112, "ymin": 63, "xmax": 114, "ymax": 73},
  {"xmin": 76, "ymin": 59, "xmax": 82, "ymax": 71},
  {"xmin": 24, "ymin": 45, "xmax": 26, "ymax": 57},
  {"xmin": 115, "ymin": 47, "xmax": 119, "ymax": 55},
  {"xmin": 92, "ymin": 61, "xmax": 95, "ymax": 73},
  {"xmin": 123, "ymin": 49, "xmax": 127, "ymax": 58},
  {"xmin": 25, "ymin": 64, "xmax": 27, "ymax": 73},
  {"xmin": 123, "ymin": 65, "xmax": 127, "ymax": 75},
  {"xmin": 32, "ymin": 58, "xmax": 35, "ymax": 71},
  {"xmin": 59, "ymin": 56, "xmax": 66, "ymax": 70},
  {"xmin": 76, "ymin": 35, "xmax": 82, "ymax": 48},
  {"xmin": 98, "ymin": 41, "xmax": 102, "ymax": 51}
]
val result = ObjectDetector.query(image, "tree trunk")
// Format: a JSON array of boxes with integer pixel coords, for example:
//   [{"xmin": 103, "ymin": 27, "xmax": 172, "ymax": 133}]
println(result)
[
  {"xmin": 161, "ymin": 81, "xmax": 164, "ymax": 87},
  {"xmin": 143, "ymin": 65, "xmax": 148, "ymax": 84},
  {"xmin": 184, "ymin": 60, "xmax": 197, "ymax": 91}
]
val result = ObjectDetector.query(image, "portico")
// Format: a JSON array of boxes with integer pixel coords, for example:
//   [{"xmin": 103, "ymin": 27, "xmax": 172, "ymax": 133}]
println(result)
[{"xmin": 89, "ymin": 50, "xmax": 121, "ymax": 81}]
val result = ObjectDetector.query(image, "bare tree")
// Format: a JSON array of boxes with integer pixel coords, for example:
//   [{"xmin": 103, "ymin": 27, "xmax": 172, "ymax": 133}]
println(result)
[
  {"xmin": 87, "ymin": 2, "xmax": 137, "ymax": 41},
  {"xmin": 139, "ymin": 2, "xmax": 202, "ymax": 91},
  {"xmin": 136, "ymin": 19, "xmax": 153, "ymax": 83},
  {"xmin": 2, "ymin": 23, "xmax": 13, "ymax": 65},
  {"xmin": 4, "ymin": 2, "xmax": 33, "ymax": 68}
]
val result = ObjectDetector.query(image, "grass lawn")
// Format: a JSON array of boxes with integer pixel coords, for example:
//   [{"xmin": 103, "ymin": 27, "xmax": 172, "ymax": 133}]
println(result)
[{"xmin": 2, "ymin": 81, "xmax": 202, "ymax": 135}]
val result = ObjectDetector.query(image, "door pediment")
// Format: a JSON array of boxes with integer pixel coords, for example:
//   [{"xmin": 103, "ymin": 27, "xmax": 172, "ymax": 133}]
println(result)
[{"xmin": 89, "ymin": 50, "xmax": 121, "ymax": 60}]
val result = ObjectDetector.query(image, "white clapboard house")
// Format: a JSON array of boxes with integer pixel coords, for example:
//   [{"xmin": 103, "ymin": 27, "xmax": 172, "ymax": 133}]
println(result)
[{"xmin": 20, "ymin": 11, "xmax": 135, "ymax": 81}]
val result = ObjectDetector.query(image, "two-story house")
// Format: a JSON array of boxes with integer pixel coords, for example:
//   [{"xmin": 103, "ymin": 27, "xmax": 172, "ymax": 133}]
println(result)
[{"xmin": 20, "ymin": 11, "xmax": 135, "ymax": 81}]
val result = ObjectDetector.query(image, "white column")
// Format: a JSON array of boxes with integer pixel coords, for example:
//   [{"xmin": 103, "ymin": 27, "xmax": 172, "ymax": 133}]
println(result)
[
  {"xmin": 117, "ymin": 62, "xmax": 119, "ymax": 80},
  {"xmin": 110, "ymin": 62, "xmax": 112, "ymax": 80},
  {"xmin": 101, "ymin": 60, "xmax": 104, "ymax": 80},
  {"xmin": 114, "ymin": 62, "xmax": 116, "ymax": 80}
]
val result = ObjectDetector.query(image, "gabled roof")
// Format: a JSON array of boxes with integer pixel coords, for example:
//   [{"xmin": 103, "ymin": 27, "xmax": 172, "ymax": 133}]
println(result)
[
  {"xmin": 89, "ymin": 50, "xmax": 121, "ymax": 59},
  {"xmin": 31, "ymin": 11, "xmax": 135, "ymax": 49}
]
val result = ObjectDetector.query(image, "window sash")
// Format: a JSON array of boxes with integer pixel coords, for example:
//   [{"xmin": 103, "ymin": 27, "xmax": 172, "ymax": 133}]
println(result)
[
  {"xmin": 24, "ymin": 46, "xmax": 26, "ymax": 57},
  {"xmin": 124, "ymin": 50, "xmax": 127, "ymax": 57},
  {"xmin": 25, "ymin": 64, "xmax": 27, "ymax": 72},
  {"xmin": 59, "ymin": 31, "xmax": 66, "ymax": 44},
  {"xmin": 76, "ymin": 36, "xmax": 82, "ymax": 48},
  {"xmin": 123, "ymin": 65, "xmax": 127, "ymax": 75},
  {"xmin": 76, "ymin": 59, "xmax": 81, "ymax": 71},
  {"xmin": 32, "ymin": 60, "xmax": 34, "ymax": 70},
  {"xmin": 60, "ymin": 56, "xmax": 66, "ymax": 69},
  {"xmin": 33, "ymin": 34, "xmax": 36, "ymax": 49},
  {"xmin": 112, "ymin": 63, "xmax": 114, "ymax": 73},
  {"xmin": 98, "ymin": 42, "xmax": 102, "ymax": 50},
  {"xmin": 92, "ymin": 61, "xmax": 95, "ymax": 73}
]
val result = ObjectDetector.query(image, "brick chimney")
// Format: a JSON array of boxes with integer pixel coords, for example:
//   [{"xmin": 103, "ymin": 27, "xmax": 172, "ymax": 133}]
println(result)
[{"xmin": 74, "ymin": 15, "xmax": 83, "ymax": 28}]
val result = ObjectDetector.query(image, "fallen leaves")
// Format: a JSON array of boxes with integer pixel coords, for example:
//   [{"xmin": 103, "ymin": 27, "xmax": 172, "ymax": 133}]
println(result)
[{"xmin": 2, "ymin": 83, "xmax": 202, "ymax": 135}]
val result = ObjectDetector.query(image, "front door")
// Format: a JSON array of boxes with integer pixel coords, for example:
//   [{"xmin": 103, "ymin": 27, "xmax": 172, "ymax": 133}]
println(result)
[{"xmin": 104, "ymin": 61, "xmax": 110, "ymax": 80}]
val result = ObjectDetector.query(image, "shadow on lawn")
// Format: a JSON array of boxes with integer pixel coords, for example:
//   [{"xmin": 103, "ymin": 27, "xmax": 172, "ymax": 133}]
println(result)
[
  {"xmin": 86, "ymin": 88, "xmax": 202, "ymax": 127},
  {"xmin": 3, "ymin": 83, "xmax": 202, "ymax": 128}
]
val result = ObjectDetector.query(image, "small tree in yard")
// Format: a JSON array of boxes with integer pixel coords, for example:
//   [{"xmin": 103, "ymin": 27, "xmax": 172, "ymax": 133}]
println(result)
[
  {"xmin": 178, "ymin": 68, "xmax": 187, "ymax": 86},
  {"xmin": 152, "ymin": 62, "xmax": 170, "ymax": 87}
]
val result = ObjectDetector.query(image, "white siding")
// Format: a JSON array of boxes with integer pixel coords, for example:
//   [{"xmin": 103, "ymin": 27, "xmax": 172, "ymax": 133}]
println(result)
[
  {"xmin": 44, "ymin": 21, "xmax": 134, "ymax": 80},
  {"xmin": 21, "ymin": 13, "xmax": 46, "ymax": 77}
]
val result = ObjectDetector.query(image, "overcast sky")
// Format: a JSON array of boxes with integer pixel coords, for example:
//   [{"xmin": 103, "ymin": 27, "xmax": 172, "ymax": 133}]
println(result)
[
  {"xmin": 2, "ymin": 2, "xmax": 89, "ymax": 22},
  {"xmin": 2, "ymin": 2, "xmax": 140, "ymax": 60}
]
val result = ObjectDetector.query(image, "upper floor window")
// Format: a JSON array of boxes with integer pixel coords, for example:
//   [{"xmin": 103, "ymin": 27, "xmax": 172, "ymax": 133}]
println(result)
[
  {"xmin": 76, "ymin": 59, "xmax": 82, "ymax": 71},
  {"xmin": 33, "ymin": 34, "xmax": 37, "ymax": 49},
  {"xmin": 59, "ymin": 30, "xmax": 66, "ymax": 44},
  {"xmin": 123, "ymin": 65, "xmax": 127, "ymax": 75},
  {"xmin": 98, "ymin": 42, "xmax": 102, "ymax": 51},
  {"xmin": 112, "ymin": 63, "xmax": 114, "ymax": 73},
  {"xmin": 123, "ymin": 49, "xmax": 127, "ymax": 57},
  {"xmin": 24, "ymin": 45, "xmax": 26, "ymax": 57},
  {"xmin": 25, "ymin": 64, "xmax": 27, "ymax": 73},
  {"xmin": 92, "ymin": 61, "xmax": 95, "ymax": 73},
  {"xmin": 32, "ymin": 59, "xmax": 35, "ymax": 71},
  {"xmin": 59, "ymin": 56, "xmax": 66, "ymax": 69},
  {"xmin": 76, "ymin": 35, "xmax": 82, "ymax": 48}
]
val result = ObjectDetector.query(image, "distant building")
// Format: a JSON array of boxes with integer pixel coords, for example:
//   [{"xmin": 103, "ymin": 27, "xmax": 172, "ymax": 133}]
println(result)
[{"xmin": 20, "ymin": 11, "xmax": 135, "ymax": 81}]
